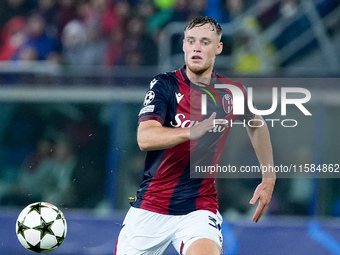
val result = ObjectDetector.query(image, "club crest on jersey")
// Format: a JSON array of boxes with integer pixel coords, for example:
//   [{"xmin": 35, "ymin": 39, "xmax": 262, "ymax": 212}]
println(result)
[
  {"xmin": 222, "ymin": 94, "xmax": 233, "ymax": 114},
  {"xmin": 144, "ymin": 91, "xmax": 155, "ymax": 106}
]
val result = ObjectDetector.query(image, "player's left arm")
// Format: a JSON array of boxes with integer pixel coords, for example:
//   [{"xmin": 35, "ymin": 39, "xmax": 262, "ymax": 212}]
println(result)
[{"xmin": 246, "ymin": 114, "xmax": 276, "ymax": 223}]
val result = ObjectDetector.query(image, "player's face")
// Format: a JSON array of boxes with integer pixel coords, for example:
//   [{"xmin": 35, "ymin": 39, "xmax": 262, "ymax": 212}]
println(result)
[{"xmin": 183, "ymin": 23, "xmax": 223, "ymax": 77}]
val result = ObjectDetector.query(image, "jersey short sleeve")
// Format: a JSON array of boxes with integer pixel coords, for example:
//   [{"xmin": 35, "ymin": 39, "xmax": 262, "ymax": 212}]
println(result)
[{"xmin": 138, "ymin": 75, "xmax": 171, "ymax": 125}]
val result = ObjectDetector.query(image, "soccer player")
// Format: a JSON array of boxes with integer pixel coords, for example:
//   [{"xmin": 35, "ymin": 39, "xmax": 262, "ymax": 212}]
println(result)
[{"xmin": 115, "ymin": 16, "xmax": 275, "ymax": 255}]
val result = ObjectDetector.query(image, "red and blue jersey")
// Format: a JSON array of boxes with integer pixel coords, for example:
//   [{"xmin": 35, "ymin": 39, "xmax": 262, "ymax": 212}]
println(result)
[{"xmin": 132, "ymin": 66, "xmax": 253, "ymax": 215}]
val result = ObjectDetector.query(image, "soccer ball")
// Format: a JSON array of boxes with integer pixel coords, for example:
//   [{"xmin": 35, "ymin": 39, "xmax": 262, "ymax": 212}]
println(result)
[{"xmin": 16, "ymin": 202, "xmax": 67, "ymax": 253}]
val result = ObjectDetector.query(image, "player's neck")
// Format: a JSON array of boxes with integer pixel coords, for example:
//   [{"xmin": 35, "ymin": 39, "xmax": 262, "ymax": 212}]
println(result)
[{"xmin": 185, "ymin": 67, "xmax": 213, "ymax": 85}]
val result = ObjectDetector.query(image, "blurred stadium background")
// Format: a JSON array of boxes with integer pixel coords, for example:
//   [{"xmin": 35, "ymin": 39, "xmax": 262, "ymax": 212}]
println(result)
[{"xmin": 0, "ymin": 0, "xmax": 340, "ymax": 254}]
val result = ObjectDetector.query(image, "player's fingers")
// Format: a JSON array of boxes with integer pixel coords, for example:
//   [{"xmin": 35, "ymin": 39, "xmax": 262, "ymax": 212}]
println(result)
[
  {"xmin": 253, "ymin": 203, "xmax": 268, "ymax": 223},
  {"xmin": 252, "ymin": 200, "xmax": 264, "ymax": 222},
  {"xmin": 249, "ymin": 191, "xmax": 259, "ymax": 205},
  {"xmin": 208, "ymin": 112, "xmax": 216, "ymax": 120},
  {"xmin": 252, "ymin": 206, "xmax": 261, "ymax": 222},
  {"xmin": 214, "ymin": 119, "xmax": 228, "ymax": 126}
]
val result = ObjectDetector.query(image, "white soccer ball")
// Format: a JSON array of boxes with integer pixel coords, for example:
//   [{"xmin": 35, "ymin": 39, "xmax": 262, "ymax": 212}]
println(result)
[{"xmin": 16, "ymin": 202, "xmax": 67, "ymax": 253}]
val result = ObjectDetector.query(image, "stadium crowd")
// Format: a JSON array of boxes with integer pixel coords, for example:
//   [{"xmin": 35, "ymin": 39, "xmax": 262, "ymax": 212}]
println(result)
[{"xmin": 0, "ymin": 0, "xmax": 337, "ymax": 69}]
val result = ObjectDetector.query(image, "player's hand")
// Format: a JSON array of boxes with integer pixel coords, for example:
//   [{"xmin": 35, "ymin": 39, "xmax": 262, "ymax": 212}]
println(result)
[
  {"xmin": 189, "ymin": 112, "xmax": 228, "ymax": 140},
  {"xmin": 249, "ymin": 179, "xmax": 275, "ymax": 222}
]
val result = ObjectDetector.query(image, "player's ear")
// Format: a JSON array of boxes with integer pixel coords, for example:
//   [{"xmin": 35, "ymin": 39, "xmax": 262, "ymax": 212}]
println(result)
[{"xmin": 216, "ymin": 42, "xmax": 223, "ymax": 56}]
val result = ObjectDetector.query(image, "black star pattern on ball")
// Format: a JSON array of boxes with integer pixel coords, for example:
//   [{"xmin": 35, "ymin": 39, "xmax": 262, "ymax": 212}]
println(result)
[
  {"xmin": 34, "ymin": 217, "xmax": 54, "ymax": 239},
  {"xmin": 56, "ymin": 213, "xmax": 62, "ymax": 220},
  {"xmin": 28, "ymin": 243, "xmax": 45, "ymax": 253},
  {"xmin": 17, "ymin": 220, "xmax": 29, "ymax": 238},
  {"xmin": 55, "ymin": 235, "xmax": 65, "ymax": 249},
  {"xmin": 28, "ymin": 202, "xmax": 46, "ymax": 214}
]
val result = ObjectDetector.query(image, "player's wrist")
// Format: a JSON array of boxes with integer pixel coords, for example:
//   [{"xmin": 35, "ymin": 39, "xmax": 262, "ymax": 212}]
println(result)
[
  {"xmin": 261, "ymin": 177, "xmax": 276, "ymax": 186},
  {"xmin": 183, "ymin": 127, "xmax": 191, "ymax": 140}
]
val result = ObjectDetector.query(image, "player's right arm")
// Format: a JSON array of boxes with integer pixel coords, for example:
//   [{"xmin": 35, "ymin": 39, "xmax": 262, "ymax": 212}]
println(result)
[
  {"xmin": 137, "ymin": 120, "xmax": 189, "ymax": 151},
  {"xmin": 138, "ymin": 75, "xmax": 227, "ymax": 151},
  {"xmin": 137, "ymin": 112, "xmax": 218, "ymax": 151}
]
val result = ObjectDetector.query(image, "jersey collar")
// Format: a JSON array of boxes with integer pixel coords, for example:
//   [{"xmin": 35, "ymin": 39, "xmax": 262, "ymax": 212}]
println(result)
[{"xmin": 180, "ymin": 65, "xmax": 218, "ymax": 87}]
